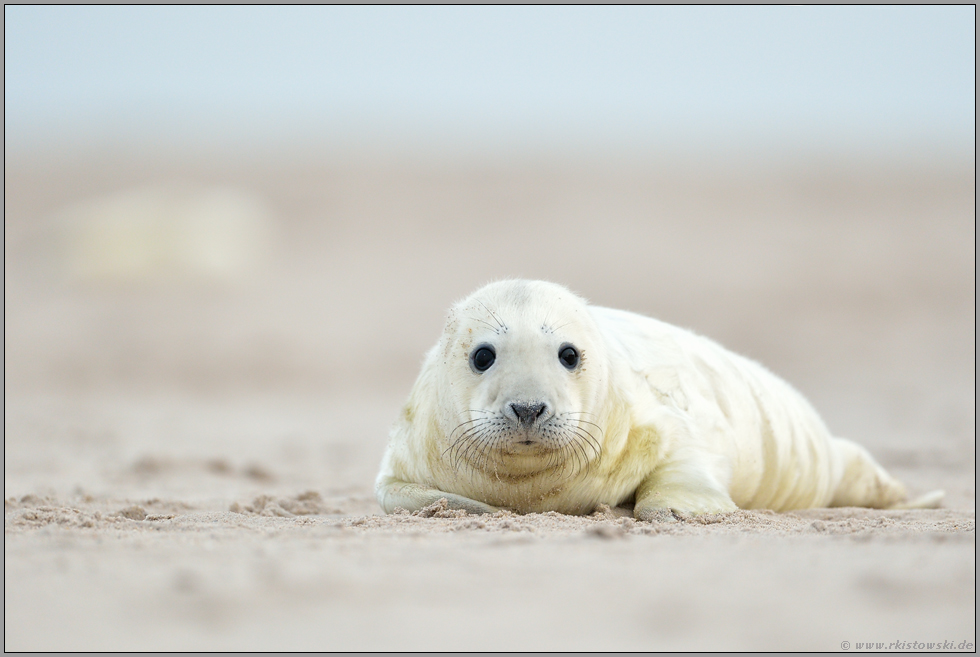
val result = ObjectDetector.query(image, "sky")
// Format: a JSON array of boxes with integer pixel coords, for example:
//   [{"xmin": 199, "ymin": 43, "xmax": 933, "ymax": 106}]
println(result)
[{"xmin": 4, "ymin": 5, "xmax": 976, "ymax": 159}]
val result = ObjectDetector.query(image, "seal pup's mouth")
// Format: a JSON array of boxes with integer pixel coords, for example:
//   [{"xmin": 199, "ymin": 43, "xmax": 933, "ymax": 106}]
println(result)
[
  {"xmin": 445, "ymin": 410, "xmax": 602, "ymax": 476},
  {"xmin": 499, "ymin": 433, "xmax": 552, "ymax": 453}
]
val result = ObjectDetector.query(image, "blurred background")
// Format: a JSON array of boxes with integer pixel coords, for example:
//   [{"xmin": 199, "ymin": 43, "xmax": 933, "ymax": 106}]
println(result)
[
  {"xmin": 4, "ymin": 7, "xmax": 976, "ymax": 651},
  {"xmin": 4, "ymin": 6, "xmax": 976, "ymax": 503}
]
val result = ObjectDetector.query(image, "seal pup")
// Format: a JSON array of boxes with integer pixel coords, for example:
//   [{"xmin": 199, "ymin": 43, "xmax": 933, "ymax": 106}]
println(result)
[{"xmin": 376, "ymin": 279, "xmax": 943, "ymax": 519}]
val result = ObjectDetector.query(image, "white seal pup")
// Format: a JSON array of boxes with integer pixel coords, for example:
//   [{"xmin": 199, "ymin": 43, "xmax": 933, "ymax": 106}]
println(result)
[{"xmin": 376, "ymin": 279, "xmax": 943, "ymax": 519}]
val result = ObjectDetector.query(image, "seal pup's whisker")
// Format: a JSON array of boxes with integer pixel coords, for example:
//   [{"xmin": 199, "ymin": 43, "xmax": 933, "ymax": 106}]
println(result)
[
  {"xmin": 562, "ymin": 411, "xmax": 602, "ymax": 432},
  {"xmin": 447, "ymin": 417, "xmax": 490, "ymax": 444},
  {"xmin": 565, "ymin": 430, "xmax": 591, "ymax": 475},
  {"xmin": 463, "ymin": 423, "xmax": 500, "ymax": 472},
  {"xmin": 476, "ymin": 428, "xmax": 504, "ymax": 473},
  {"xmin": 447, "ymin": 418, "xmax": 491, "ymax": 448},
  {"xmin": 561, "ymin": 412, "xmax": 604, "ymax": 443},
  {"xmin": 563, "ymin": 410, "xmax": 602, "ymax": 424},
  {"xmin": 474, "ymin": 299, "xmax": 507, "ymax": 331},
  {"xmin": 453, "ymin": 409, "xmax": 496, "ymax": 418},
  {"xmin": 569, "ymin": 425, "xmax": 602, "ymax": 460},
  {"xmin": 468, "ymin": 316, "xmax": 501, "ymax": 334},
  {"xmin": 449, "ymin": 420, "xmax": 495, "ymax": 470},
  {"xmin": 455, "ymin": 426, "xmax": 489, "ymax": 470},
  {"xmin": 567, "ymin": 430, "xmax": 598, "ymax": 464},
  {"xmin": 549, "ymin": 312, "xmax": 576, "ymax": 333},
  {"xmin": 445, "ymin": 415, "xmax": 495, "ymax": 466}
]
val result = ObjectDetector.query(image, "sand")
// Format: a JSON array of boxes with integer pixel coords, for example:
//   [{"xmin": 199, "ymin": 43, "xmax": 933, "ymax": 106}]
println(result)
[{"xmin": 4, "ymin": 152, "xmax": 975, "ymax": 651}]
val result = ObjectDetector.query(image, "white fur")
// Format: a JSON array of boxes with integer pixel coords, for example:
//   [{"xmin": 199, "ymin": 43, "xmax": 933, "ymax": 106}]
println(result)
[{"xmin": 376, "ymin": 280, "xmax": 939, "ymax": 518}]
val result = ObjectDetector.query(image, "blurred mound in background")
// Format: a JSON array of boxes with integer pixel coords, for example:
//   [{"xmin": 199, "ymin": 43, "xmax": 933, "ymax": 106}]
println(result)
[{"xmin": 60, "ymin": 185, "xmax": 274, "ymax": 285}]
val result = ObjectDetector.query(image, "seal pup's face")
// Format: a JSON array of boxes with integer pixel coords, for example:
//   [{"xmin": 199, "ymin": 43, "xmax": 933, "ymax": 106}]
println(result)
[{"xmin": 437, "ymin": 280, "xmax": 608, "ymax": 478}]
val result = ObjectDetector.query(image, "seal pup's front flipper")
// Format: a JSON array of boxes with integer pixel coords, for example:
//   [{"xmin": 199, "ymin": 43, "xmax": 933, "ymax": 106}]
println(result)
[
  {"xmin": 376, "ymin": 477, "xmax": 500, "ymax": 515},
  {"xmin": 632, "ymin": 464, "xmax": 738, "ymax": 520}
]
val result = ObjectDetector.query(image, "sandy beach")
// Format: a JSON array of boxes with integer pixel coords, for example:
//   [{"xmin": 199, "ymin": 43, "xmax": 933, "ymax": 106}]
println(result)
[{"xmin": 4, "ymin": 152, "xmax": 975, "ymax": 651}]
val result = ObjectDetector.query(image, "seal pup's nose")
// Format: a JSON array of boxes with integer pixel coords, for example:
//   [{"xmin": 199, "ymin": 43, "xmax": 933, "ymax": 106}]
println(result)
[{"xmin": 510, "ymin": 401, "xmax": 547, "ymax": 426}]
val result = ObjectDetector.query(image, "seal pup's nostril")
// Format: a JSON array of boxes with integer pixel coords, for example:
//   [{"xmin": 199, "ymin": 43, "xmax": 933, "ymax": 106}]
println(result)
[{"xmin": 511, "ymin": 401, "xmax": 547, "ymax": 426}]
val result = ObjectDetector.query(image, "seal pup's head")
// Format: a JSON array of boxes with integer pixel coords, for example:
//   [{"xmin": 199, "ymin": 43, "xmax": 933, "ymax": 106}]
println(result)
[{"xmin": 433, "ymin": 279, "xmax": 609, "ymax": 478}]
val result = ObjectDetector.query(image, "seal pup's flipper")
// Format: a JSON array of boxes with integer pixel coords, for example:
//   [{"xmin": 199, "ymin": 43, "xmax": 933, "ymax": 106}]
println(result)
[
  {"xmin": 886, "ymin": 490, "xmax": 945, "ymax": 510},
  {"xmin": 632, "ymin": 466, "xmax": 738, "ymax": 520},
  {"xmin": 829, "ymin": 438, "xmax": 912, "ymax": 509},
  {"xmin": 377, "ymin": 477, "xmax": 500, "ymax": 515}
]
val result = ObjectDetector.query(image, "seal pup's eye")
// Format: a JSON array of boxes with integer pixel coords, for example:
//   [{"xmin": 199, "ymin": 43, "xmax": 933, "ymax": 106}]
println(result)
[
  {"xmin": 470, "ymin": 345, "xmax": 496, "ymax": 373},
  {"xmin": 559, "ymin": 344, "xmax": 579, "ymax": 370}
]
